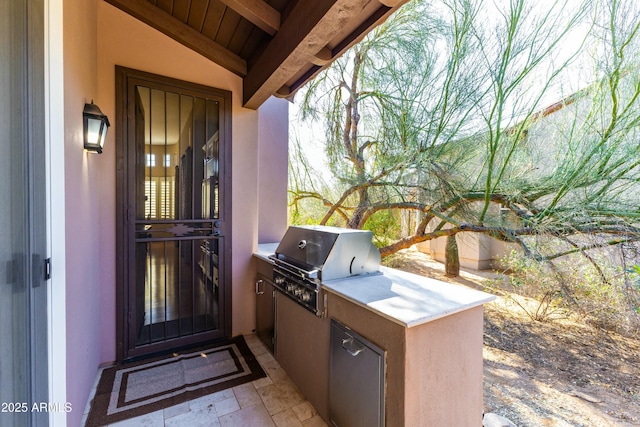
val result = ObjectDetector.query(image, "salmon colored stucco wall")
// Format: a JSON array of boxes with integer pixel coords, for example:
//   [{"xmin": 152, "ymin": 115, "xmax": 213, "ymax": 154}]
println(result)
[
  {"xmin": 63, "ymin": 0, "xmax": 105, "ymax": 425},
  {"xmin": 257, "ymin": 97, "xmax": 288, "ymax": 244},
  {"xmin": 61, "ymin": 1, "xmax": 288, "ymax": 423},
  {"xmin": 404, "ymin": 306, "xmax": 485, "ymax": 426}
]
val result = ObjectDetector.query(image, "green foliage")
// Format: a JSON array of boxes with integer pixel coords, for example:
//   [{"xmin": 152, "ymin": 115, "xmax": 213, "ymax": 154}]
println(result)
[
  {"xmin": 288, "ymin": 0, "xmax": 640, "ymax": 338},
  {"xmin": 290, "ymin": 0, "xmax": 640, "ymax": 254},
  {"xmin": 488, "ymin": 250, "xmax": 566, "ymax": 321},
  {"xmin": 628, "ymin": 265, "xmax": 640, "ymax": 315},
  {"xmin": 363, "ymin": 210, "xmax": 402, "ymax": 248},
  {"xmin": 288, "ymin": 190, "xmax": 343, "ymax": 227},
  {"xmin": 490, "ymin": 249, "xmax": 640, "ymax": 335}
]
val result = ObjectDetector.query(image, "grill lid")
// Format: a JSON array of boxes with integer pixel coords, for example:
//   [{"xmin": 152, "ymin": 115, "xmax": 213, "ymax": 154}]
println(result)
[{"xmin": 274, "ymin": 225, "xmax": 381, "ymax": 282}]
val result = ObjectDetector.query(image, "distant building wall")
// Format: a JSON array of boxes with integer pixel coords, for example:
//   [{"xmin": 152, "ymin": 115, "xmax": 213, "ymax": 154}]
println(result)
[{"xmin": 415, "ymin": 233, "xmax": 517, "ymax": 271}]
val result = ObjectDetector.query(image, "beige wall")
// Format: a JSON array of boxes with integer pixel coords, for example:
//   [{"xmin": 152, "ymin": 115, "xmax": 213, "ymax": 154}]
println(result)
[
  {"xmin": 420, "ymin": 232, "xmax": 496, "ymax": 270},
  {"xmin": 418, "ymin": 232, "xmax": 517, "ymax": 271}
]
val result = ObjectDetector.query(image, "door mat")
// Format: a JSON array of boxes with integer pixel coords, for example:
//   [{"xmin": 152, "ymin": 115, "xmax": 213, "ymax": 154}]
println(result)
[{"xmin": 85, "ymin": 336, "xmax": 266, "ymax": 426}]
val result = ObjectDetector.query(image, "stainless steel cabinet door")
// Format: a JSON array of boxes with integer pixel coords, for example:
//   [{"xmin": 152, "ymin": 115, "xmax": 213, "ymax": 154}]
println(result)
[{"xmin": 329, "ymin": 320, "xmax": 385, "ymax": 427}]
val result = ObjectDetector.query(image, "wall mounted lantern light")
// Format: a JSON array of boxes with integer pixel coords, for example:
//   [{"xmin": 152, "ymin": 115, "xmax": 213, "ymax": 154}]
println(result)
[{"xmin": 83, "ymin": 101, "xmax": 110, "ymax": 154}]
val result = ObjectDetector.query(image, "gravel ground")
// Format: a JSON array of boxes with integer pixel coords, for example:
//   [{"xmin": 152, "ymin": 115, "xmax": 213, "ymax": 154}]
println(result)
[{"xmin": 384, "ymin": 248, "xmax": 640, "ymax": 427}]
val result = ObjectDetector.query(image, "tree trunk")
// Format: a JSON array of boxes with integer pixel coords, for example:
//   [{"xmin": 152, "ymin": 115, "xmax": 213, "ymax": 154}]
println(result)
[{"xmin": 445, "ymin": 234, "xmax": 460, "ymax": 277}]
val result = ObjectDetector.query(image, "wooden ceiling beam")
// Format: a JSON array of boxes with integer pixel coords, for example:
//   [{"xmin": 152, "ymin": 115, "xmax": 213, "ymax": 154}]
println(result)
[
  {"xmin": 286, "ymin": 3, "xmax": 404, "ymax": 95},
  {"xmin": 105, "ymin": 0, "xmax": 247, "ymax": 76},
  {"xmin": 377, "ymin": 0, "xmax": 404, "ymax": 6},
  {"xmin": 242, "ymin": 0, "xmax": 371, "ymax": 109},
  {"xmin": 310, "ymin": 46, "xmax": 333, "ymax": 66},
  {"xmin": 275, "ymin": 85, "xmax": 291, "ymax": 97},
  {"xmin": 219, "ymin": 0, "xmax": 281, "ymax": 36}
]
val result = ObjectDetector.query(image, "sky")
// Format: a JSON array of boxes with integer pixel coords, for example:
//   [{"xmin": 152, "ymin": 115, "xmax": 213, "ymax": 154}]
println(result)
[{"xmin": 288, "ymin": 0, "xmax": 639, "ymax": 183}]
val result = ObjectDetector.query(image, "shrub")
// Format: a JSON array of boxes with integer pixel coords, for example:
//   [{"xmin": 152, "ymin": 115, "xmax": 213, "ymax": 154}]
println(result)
[
  {"xmin": 488, "ymin": 250, "xmax": 567, "ymax": 322},
  {"xmin": 363, "ymin": 210, "xmax": 402, "ymax": 248},
  {"xmin": 489, "ymin": 249, "xmax": 640, "ymax": 336}
]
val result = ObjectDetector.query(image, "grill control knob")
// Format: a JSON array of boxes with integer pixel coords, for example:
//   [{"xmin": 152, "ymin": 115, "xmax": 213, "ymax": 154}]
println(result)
[
  {"xmin": 286, "ymin": 283, "xmax": 296, "ymax": 293},
  {"xmin": 300, "ymin": 292, "xmax": 312, "ymax": 302},
  {"xmin": 274, "ymin": 276, "xmax": 285, "ymax": 285}
]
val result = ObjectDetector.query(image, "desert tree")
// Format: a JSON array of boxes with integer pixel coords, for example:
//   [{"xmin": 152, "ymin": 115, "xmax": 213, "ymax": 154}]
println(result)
[{"xmin": 289, "ymin": 0, "xmax": 640, "ymax": 274}]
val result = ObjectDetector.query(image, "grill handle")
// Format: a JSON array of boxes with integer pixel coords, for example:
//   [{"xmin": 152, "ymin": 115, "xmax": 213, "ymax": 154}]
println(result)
[
  {"xmin": 273, "ymin": 257, "xmax": 319, "ymax": 280},
  {"xmin": 255, "ymin": 279, "xmax": 264, "ymax": 295},
  {"xmin": 341, "ymin": 335, "xmax": 365, "ymax": 357}
]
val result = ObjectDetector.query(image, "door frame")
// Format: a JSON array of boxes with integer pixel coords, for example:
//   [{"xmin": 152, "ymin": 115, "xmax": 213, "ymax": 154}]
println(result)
[
  {"xmin": 114, "ymin": 66, "xmax": 233, "ymax": 361},
  {"xmin": 46, "ymin": 0, "xmax": 67, "ymax": 423}
]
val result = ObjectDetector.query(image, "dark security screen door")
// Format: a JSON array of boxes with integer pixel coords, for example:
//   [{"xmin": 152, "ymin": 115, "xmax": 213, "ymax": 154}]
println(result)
[{"xmin": 116, "ymin": 68, "xmax": 232, "ymax": 360}]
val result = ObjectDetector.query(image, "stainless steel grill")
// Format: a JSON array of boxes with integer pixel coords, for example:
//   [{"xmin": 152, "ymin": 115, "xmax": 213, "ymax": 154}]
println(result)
[{"xmin": 271, "ymin": 225, "xmax": 381, "ymax": 316}]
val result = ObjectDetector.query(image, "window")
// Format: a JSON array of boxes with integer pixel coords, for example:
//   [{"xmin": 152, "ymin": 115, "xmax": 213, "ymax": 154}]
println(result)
[
  {"xmin": 145, "ymin": 178, "xmax": 175, "ymax": 219},
  {"xmin": 160, "ymin": 179, "xmax": 175, "ymax": 218},
  {"xmin": 146, "ymin": 153, "xmax": 156, "ymax": 167},
  {"xmin": 145, "ymin": 180, "xmax": 157, "ymax": 219}
]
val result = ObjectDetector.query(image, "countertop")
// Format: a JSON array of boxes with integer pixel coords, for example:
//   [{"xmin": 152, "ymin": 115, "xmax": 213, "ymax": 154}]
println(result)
[
  {"xmin": 322, "ymin": 267, "xmax": 495, "ymax": 327},
  {"xmin": 254, "ymin": 243, "xmax": 278, "ymax": 263},
  {"xmin": 254, "ymin": 243, "xmax": 495, "ymax": 328}
]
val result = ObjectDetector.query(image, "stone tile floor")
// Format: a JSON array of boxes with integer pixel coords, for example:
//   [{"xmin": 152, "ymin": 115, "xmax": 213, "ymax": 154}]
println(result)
[{"xmin": 82, "ymin": 334, "xmax": 328, "ymax": 427}]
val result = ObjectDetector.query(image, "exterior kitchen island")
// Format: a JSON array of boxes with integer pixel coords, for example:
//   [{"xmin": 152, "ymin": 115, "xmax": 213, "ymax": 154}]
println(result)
[{"xmin": 253, "ymin": 242, "xmax": 495, "ymax": 427}]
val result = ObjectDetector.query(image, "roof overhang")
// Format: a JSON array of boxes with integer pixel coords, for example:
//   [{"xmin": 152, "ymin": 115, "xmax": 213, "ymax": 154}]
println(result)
[{"xmin": 104, "ymin": 0, "xmax": 409, "ymax": 109}]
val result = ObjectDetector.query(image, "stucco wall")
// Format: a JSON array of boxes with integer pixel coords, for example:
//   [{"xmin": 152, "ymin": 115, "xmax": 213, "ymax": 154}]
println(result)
[
  {"xmin": 418, "ymin": 232, "xmax": 517, "ymax": 271},
  {"xmin": 404, "ymin": 307, "xmax": 485, "ymax": 426},
  {"xmin": 63, "ymin": 0, "xmax": 104, "ymax": 425},
  {"xmin": 257, "ymin": 97, "xmax": 289, "ymax": 244},
  {"xmin": 61, "ymin": 1, "xmax": 288, "ymax": 423},
  {"xmin": 422, "ymin": 232, "xmax": 497, "ymax": 270}
]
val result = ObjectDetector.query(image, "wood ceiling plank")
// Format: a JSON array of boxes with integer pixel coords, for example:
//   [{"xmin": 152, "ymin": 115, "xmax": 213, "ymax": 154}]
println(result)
[
  {"xmin": 201, "ymin": 1, "xmax": 226, "ymax": 39},
  {"xmin": 155, "ymin": 0, "xmax": 173, "ymax": 14},
  {"xmin": 242, "ymin": 0, "xmax": 370, "ymax": 108},
  {"xmin": 187, "ymin": 0, "xmax": 209, "ymax": 31},
  {"xmin": 215, "ymin": 7, "xmax": 241, "ymax": 48},
  {"xmin": 228, "ymin": 17, "xmax": 255, "ymax": 53},
  {"xmin": 264, "ymin": 0, "xmax": 288, "ymax": 13},
  {"xmin": 106, "ymin": 0, "xmax": 247, "ymax": 76},
  {"xmin": 239, "ymin": 26, "xmax": 268, "ymax": 59},
  {"xmin": 172, "ymin": 0, "xmax": 192, "ymax": 23},
  {"xmin": 219, "ymin": 0, "xmax": 280, "ymax": 36}
]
